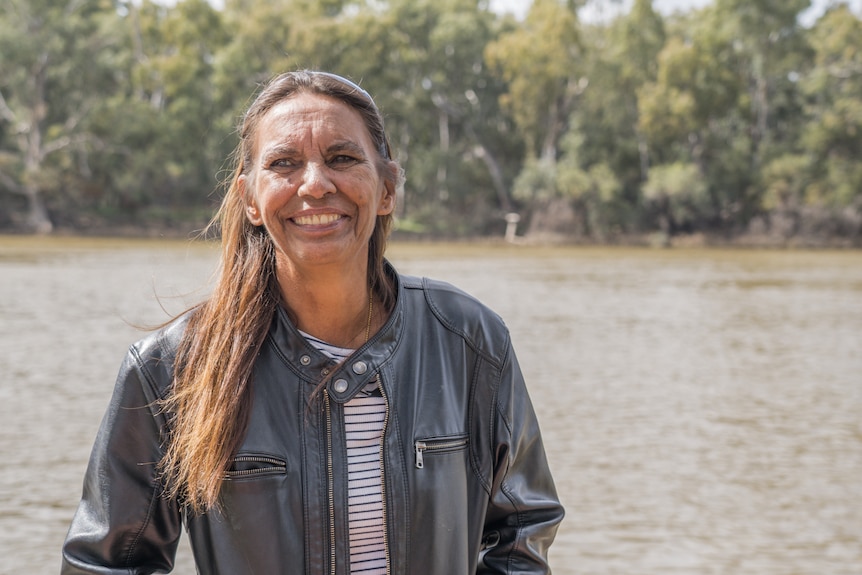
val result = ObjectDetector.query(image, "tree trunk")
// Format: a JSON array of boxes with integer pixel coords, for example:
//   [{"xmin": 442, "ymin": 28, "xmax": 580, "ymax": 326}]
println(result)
[
  {"xmin": 24, "ymin": 183, "xmax": 53, "ymax": 234},
  {"xmin": 462, "ymin": 120, "xmax": 512, "ymax": 213},
  {"xmin": 540, "ymin": 99, "xmax": 561, "ymax": 163},
  {"xmin": 436, "ymin": 107, "xmax": 449, "ymax": 200},
  {"xmin": 472, "ymin": 143, "xmax": 512, "ymax": 213}
]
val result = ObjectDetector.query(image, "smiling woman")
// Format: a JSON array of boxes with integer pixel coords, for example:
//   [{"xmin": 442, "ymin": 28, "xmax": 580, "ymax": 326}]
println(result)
[
  {"xmin": 238, "ymin": 93, "xmax": 397, "ymax": 319},
  {"xmin": 61, "ymin": 70, "xmax": 564, "ymax": 575}
]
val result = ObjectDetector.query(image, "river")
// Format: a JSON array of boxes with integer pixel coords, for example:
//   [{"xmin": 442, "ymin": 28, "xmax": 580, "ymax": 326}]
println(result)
[{"xmin": 1, "ymin": 237, "xmax": 860, "ymax": 574}]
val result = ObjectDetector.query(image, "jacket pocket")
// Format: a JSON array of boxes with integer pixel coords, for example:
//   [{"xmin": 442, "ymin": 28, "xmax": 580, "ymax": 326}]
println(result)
[
  {"xmin": 224, "ymin": 454, "xmax": 287, "ymax": 480},
  {"xmin": 414, "ymin": 435, "xmax": 469, "ymax": 469}
]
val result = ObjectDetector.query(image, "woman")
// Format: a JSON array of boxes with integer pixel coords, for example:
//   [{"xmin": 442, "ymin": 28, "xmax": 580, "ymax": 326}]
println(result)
[{"xmin": 62, "ymin": 70, "xmax": 564, "ymax": 574}]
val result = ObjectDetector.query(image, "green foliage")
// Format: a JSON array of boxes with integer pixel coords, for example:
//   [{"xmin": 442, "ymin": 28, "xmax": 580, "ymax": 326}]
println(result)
[
  {"xmin": 0, "ymin": 0, "xmax": 124, "ymax": 230},
  {"xmin": 643, "ymin": 162, "xmax": 710, "ymax": 227},
  {"xmin": 0, "ymin": 0, "xmax": 859, "ymax": 242},
  {"xmin": 799, "ymin": 5, "xmax": 862, "ymax": 209},
  {"xmin": 761, "ymin": 154, "xmax": 811, "ymax": 210},
  {"xmin": 513, "ymin": 158, "xmax": 559, "ymax": 204},
  {"xmin": 485, "ymin": 0, "xmax": 582, "ymax": 160}
]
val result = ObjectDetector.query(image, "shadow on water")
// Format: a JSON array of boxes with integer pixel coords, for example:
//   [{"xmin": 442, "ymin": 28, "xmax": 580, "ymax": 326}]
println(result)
[{"xmin": 1, "ymin": 237, "xmax": 860, "ymax": 574}]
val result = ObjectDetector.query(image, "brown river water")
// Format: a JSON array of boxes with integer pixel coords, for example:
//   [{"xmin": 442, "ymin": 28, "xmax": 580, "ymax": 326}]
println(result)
[{"xmin": 1, "ymin": 237, "xmax": 860, "ymax": 574}]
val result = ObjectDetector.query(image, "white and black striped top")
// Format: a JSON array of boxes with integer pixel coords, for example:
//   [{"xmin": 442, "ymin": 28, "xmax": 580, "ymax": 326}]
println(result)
[{"xmin": 302, "ymin": 333, "xmax": 387, "ymax": 575}]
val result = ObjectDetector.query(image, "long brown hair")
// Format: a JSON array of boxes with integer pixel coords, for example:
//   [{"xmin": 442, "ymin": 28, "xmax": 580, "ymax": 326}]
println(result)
[{"xmin": 160, "ymin": 71, "xmax": 402, "ymax": 513}]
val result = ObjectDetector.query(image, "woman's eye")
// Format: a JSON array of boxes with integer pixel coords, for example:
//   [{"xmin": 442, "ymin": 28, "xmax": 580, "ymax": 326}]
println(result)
[
  {"xmin": 331, "ymin": 155, "xmax": 358, "ymax": 166},
  {"xmin": 267, "ymin": 157, "xmax": 300, "ymax": 170}
]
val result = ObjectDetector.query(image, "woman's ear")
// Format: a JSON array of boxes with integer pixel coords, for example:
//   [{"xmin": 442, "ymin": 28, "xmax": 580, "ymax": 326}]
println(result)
[
  {"xmin": 239, "ymin": 175, "xmax": 263, "ymax": 226},
  {"xmin": 377, "ymin": 162, "xmax": 398, "ymax": 216},
  {"xmin": 378, "ymin": 183, "xmax": 396, "ymax": 216}
]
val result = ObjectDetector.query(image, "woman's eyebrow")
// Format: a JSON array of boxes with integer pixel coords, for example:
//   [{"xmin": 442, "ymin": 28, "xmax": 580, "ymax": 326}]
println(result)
[
  {"xmin": 259, "ymin": 141, "xmax": 367, "ymax": 162},
  {"xmin": 260, "ymin": 144, "xmax": 298, "ymax": 161},
  {"xmin": 327, "ymin": 141, "xmax": 366, "ymax": 156}
]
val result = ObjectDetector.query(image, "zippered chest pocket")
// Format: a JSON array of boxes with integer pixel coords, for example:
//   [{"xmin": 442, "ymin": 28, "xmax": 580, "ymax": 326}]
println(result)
[
  {"xmin": 224, "ymin": 454, "xmax": 288, "ymax": 480},
  {"xmin": 414, "ymin": 435, "xmax": 469, "ymax": 469}
]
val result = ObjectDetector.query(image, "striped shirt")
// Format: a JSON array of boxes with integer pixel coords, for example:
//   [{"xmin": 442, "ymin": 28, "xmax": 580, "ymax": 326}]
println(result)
[{"xmin": 301, "ymin": 333, "xmax": 387, "ymax": 575}]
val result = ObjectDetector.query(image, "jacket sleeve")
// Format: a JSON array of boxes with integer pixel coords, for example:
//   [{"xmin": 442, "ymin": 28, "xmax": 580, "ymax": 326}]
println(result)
[
  {"xmin": 480, "ymin": 340, "xmax": 565, "ymax": 574},
  {"xmin": 61, "ymin": 346, "xmax": 183, "ymax": 574}
]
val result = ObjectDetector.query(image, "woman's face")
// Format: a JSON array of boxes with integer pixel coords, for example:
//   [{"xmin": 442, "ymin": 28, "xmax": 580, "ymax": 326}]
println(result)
[{"xmin": 240, "ymin": 92, "xmax": 395, "ymax": 277}]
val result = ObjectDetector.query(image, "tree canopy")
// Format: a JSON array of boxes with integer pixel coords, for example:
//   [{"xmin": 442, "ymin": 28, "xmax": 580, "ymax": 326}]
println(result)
[{"xmin": 0, "ymin": 0, "xmax": 860, "ymax": 245}]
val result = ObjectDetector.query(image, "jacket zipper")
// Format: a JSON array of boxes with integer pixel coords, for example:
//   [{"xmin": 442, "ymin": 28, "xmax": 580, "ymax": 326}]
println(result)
[
  {"xmin": 325, "ymin": 374, "xmax": 391, "ymax": 574},
  {"xmin": 414, "ymin": 437, "xmax": 469, "ymax": 469},
  {"xmin": 325, "ymin": 392, "xmax": 336, "ymax": 575},
  {"xmin": 376, "ymin": 374, "xmax": 392, "ymax": 575},
  {"xmin": 223, "ymin": 455, "xmax": 286, "ymax": 479}
]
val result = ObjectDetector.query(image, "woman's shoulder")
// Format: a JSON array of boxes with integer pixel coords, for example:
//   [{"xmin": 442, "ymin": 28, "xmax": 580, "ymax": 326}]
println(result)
[
  {"xmin": 399, "ymin": 273, "xmax": 511, "ymax": 360},
  {"xmin": 125, "ymin": 310, "xmax": 195, "ymax": 386},
  {"xmin": 133, "ymin": 309, "xmax": 193, "ymax": 354}
]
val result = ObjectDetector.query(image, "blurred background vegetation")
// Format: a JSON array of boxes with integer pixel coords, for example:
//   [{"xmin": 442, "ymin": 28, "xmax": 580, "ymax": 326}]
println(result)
[{"xmin": 1, "ymin": 0, "xmax": 860, "ymax": 245}]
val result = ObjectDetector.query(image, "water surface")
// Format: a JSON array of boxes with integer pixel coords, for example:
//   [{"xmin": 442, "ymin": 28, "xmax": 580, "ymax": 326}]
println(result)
[{"xmin": 1, "ymin": 238, "xmax": 860, "ymax": 574}]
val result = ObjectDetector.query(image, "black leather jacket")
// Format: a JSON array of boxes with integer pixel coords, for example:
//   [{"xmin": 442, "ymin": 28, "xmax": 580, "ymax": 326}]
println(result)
[{"xmin": 62, "ymin": 270, "xmax": 564, "ymax": 574}]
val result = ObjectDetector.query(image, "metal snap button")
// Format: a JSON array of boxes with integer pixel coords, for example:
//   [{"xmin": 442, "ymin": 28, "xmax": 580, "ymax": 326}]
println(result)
[
  {"xmin": 333, "ymin": 379, "xmax": 348, "ymax": 393},
  {"xmin": 300, "ymin": 355, "xmax": 311, "ymax": 366},
  {"xmin": 321, "ymin": 367, "xmax": 330, "ymax": 376},
  {"xmin": 352, "ymin": 361, "xmax": 368, "ymax": 375}
]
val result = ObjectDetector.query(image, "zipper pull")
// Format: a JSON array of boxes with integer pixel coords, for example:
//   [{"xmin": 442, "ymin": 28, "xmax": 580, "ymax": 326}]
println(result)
[{"xmin": 415, "ymin": 441, "xmax": 427, "ymax": 469}]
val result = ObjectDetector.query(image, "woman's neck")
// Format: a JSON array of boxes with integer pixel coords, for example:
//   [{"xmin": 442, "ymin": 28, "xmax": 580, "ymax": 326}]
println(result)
[{"xmin": 276, "ymin": 261, "xmax": 375, "ymax": 348}]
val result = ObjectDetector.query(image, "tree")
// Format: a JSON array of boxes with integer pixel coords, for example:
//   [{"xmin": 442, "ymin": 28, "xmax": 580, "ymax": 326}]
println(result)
[
  {"xmin": 637, "ymin": 26, "xmax": 742, "ymax": 167},
  {"xmin": 555, "ymin": 0, "xmax": 666, "ymax": 237},
  {"xmin": 611, "ymin": 0, "xmax": 666, "ymax": 180},
  {"xmin": 485, "ymin": 0, "xmax": 583, "ymax": 162},
  {"xmin": 714, "ymin": 0, "xmax": 811, "ymax": 165},
  {"xmin": 0, "ymin": 0, "xmax": 122, "ymax": 232},
  {"xmin": 0, "ymin": 0, "xmax": 855, "ymax": 242},
  {"xmin": 642, "ymin": 162, "xmax": 710, "ymax": 236},
  {"xmin": 800, "ymin": 4, "xmax": 862, "ymax": 209}
]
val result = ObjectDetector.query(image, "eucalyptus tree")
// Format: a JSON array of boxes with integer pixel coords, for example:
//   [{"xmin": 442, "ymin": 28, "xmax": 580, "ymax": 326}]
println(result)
[
  {"xmin": 642, "ymin": 161, "xmax": 710, "ymax": 238},
  {"xmin": 636, "ymin": 22, "xmax": 741, "ymax": 229},
  {"xmin": 120, "ymin": 0, "xmax": 228, "ymax": 213},
  {"xmin": 637, "ymin": 3, "xmax": 785, "ymax": 232},
  {"xmin": 485, "ymin": 0, "xmax": 583, "ymax": 164},
  {"xmin": 714, "ymin": 0, "xmax": 810, "ymax": 163},
  {"xmin": 706, "ymin": 0, "xmax": 812, "ymax": 228},
  {"xmin": 799, "ymin": 4, "xmax": 862, "ymax": 212},
  {"xmin": 215, "ymin": 0, "xmax": 328, "ymax": 97},
  {"xmin": 0, "ymin": 0, "xmax": 123, "ymax": 232},
  {"xmin": 417, "ymin": 0, "xmax": 517, "ymax": 220},
  {"xmin": 610, "ymin": 0, "xmax": 665, "ymax": 181},
  {"xmin": 387, "ymin": 0, "xmax": 519, "ymax": 231},
  {"xmin": 559, "ymin": 0, "xmax": 666, "ymax": 237},
  {"xmin": 485, "ymin": 0, "xmax": 586, "ymax": 237}
]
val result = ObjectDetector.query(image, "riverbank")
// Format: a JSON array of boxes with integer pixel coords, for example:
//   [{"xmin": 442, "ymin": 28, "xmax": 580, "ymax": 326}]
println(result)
[{"xmin": 1, "ymin": 223, "xmax": 860, "ymax": 249}]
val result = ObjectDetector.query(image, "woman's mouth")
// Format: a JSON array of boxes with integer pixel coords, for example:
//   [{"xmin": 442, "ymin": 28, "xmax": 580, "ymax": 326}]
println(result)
[{"xmin": 292, "ymin": 213, "xmax": 343, "ymax": 226}]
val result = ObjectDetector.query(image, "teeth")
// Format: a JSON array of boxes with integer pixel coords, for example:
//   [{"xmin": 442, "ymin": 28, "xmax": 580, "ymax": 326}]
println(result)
[{"xmin": 294, "ymin": 214, "xmax": 341, "ymax": 226}]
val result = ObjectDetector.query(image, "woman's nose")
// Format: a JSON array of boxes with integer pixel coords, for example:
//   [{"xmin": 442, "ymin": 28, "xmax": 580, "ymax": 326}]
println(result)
[{"xmin": 297, "ymin": 162, "xmax": 336, "ymax": 198}]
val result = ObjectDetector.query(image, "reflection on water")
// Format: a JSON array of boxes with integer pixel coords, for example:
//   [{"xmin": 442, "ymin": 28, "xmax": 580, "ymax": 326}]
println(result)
[{"xmin": 1, "ymin": 238, "xmax": 860, "ymax": 574}]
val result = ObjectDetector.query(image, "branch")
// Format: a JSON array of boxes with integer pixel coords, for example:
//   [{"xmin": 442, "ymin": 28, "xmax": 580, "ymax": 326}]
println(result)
[
  {"xmin": 40, "ymin": 133, "xmax": 89, "ymax": 158},
  {"xmin": 61, "ymin": 100, "xmax": 93, "ymax": 133},
  {"xmin": 0, "ymin": 89, "xmax": 18, "ymax": 124}
]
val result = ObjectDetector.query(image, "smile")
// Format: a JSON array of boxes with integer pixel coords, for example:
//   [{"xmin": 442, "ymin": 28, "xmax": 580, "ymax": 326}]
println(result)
[{"xmin": 293, "ymin": 213, "xmax": 343, "ymax": 226}]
